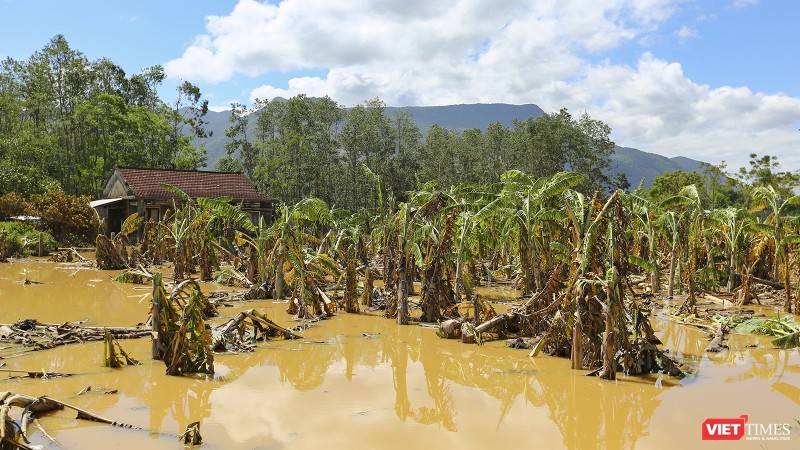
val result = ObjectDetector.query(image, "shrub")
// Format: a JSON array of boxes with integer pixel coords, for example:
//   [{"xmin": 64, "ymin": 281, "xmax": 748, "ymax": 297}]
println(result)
[
  {"xmin": 0, "ymin": 221, "xmax": 58, "ymax": 257},
  {"xmin": 28, "ymin": 191, "xmax": 99, "ymax": 245},
  {"xmin": 0, "ymin": 191, "xmax": 100, "ymax": 246},
  {"xmin": 0, "ymin": 192, "xmax": 28, "ymax": 218}
]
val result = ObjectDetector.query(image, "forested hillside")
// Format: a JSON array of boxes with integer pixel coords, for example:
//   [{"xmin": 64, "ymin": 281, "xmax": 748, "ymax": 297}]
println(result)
[
  {"xmin": 216, "ymin": 97, "xmax": 626, "ymax": 210},
  {"xmin": 197, "ymin": 104, "xmax": 705, "ymax": 191}
]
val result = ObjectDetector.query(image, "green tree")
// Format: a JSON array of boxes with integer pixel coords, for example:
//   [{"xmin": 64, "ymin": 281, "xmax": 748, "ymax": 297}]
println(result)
[
  {"xmin": 506, "ymin": 109, "xmax": 625, "ymax": 193},
  {"xmin": 224, "ymin": 102, "xmax": 256, "ymax": 177},
  {"xmin": 385, "ymin": 110, "xmax": 422, "ymax": 202},
  {"xmin": 738, "ymin": 153, "xmax": 799, "ymax": 201},
  {"xmin": 648, "ymin": 170, "xmax": 705, "ymax": 206},
  {"xmin": 166, "ymin": 81, "xmax": 209, "ymax": 170},
  {"xmin": 340, "ymin": 98, "xmax": 394, "ymax": 210}
]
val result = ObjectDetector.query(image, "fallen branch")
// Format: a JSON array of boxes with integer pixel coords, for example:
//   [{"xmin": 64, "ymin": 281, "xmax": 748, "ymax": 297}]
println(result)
[
  {"xmin": 705, "ymin": 326, "xmax": 728, "ymax": 353},
  {"xmin": 736, "ymin": 273, "xmax": 784, "ymax": 290},
  {"xmin": 0, "ymin": 320, "xmax": 151, "ymax": 352},
  {"xmin": 1, "ymin": 368, "xmax": 73, "ymax": 379},
  {"xmin": 39, "ymin": 396, "xmax": 113, "ymax": 424}
]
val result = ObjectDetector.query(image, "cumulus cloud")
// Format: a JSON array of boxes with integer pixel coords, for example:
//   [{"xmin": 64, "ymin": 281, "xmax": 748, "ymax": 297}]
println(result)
[
  {"xmin": 568, "ymin": 54, "xmax": 800, "ymax": 168},
  {"xmin": 165, "ymin": 0, "xmax": 800, "ymax": 169}
]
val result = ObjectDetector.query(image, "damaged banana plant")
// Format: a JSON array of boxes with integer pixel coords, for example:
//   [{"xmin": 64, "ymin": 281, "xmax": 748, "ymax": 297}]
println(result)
[
  {"xmin": 455, "ymin": 191, "xmax": 685, "ymax": 380},
  {"xmin": 150, "ymin": 273, "xmax": 216, "ymax": 376},
  {"xmin": 1, "ymin": 392, "xmax": 63, "ymax": 450},
  {"xmin": 95, "ymin": 212, "xmax": 144, "ymax": 270},
  {"xmin": 102, "ymin": 330, "xmax": 140, "ymax": 368},
  {"xmin": 212, "ymin": 309, "xmax": 304, "ymax": 352}
]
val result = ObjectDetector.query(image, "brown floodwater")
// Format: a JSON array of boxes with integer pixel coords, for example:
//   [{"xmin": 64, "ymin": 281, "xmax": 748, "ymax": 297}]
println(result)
[{"xmin": 1, "ymin": 260, "xmax": 799, "ymax": 449}]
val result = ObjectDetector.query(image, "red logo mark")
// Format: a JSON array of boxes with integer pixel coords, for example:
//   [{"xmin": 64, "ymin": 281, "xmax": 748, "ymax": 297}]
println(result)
[{"xmin": 702, "ymin": 415, "xmax": 748, "ymax": 440}]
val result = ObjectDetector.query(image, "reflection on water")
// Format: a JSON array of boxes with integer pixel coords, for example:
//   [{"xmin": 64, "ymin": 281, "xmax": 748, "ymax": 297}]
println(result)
[{"xmin": 1, "ymin": 261, "xmax": 799, "ymax": 449}]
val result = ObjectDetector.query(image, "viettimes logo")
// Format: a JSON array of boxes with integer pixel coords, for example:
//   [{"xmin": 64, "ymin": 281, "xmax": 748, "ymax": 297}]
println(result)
[{"xmin": 702, "ymin": 415, "xmax": 792, "ymax": 441}]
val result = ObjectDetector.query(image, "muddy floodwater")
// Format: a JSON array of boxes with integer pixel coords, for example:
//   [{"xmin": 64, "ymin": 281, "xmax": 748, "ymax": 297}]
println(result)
[{"xmin": 1, "ymin": 260, "xmax": 799, "ymax": 449}]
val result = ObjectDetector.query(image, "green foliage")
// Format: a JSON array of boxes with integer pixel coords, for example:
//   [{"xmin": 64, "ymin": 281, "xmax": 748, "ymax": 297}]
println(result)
[
  {"xmin": 215, "ymin": 94, "xmax": 622, "ymax": 212},
  {"xmin": 738, "ymin": 153, "xmax": 800, "ymax": 202},
  {"xmin": 649, "ymin": 170, "xmax": 705, "ymax": 206},
  {"xmin": 0, "ymin": 221, "xmax": 58, "ymax": 257},
  {"xmin": 0, "ymin": 35, "xmax": 209, "ymax": 198},
  {"xmin": 729, "ymin": 315, "xmax": 800, "ymax": 349}
]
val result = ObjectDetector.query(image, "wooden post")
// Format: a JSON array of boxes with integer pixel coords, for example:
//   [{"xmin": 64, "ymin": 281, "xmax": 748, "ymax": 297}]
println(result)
[{"xmin": 38, "ymin": 232, "xmax": 44, "ymax": 257}]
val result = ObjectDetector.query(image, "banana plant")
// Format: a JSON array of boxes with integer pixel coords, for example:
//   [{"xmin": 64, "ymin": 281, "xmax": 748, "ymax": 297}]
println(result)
[
  {"xmin": 655, "ymin": 210, "xmax": 682, "ymax": 298},
  {"xmin": 474, "ymin": 170, "xmax": 583, "ymax": 295},
  {"xmin": 95, "ymin": 211, "xmax": 144, "ymax": 270},
  {"xmin": 709, "ymin": 207, "xmax": 752, "ymax": 292},
  {"xmin": 749, "ymin": 185, "xmax": 800, "ymax": 312},
  {"xmin": 267, "ymin": 198, "xmax": 332, "ymax": 299},
  {"xmin": 234, "ymin": 216, "xmax": 272, "ymax": 286},
  {"xmin": 624, "ymin": 193, "xmax": 661, "ymax": 293},
  {"xmin": 661, "ymin": 185, "xmax": 706, "ymax": 312}
]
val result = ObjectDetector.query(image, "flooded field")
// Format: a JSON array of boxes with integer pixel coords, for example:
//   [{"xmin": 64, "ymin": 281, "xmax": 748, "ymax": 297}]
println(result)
[{"xmin": 1, "ymin": 260, "xmax": 799, "ymax": 449}]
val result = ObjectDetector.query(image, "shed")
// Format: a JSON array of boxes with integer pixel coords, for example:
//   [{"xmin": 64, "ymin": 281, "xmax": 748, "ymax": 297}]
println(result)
[{"xmin": 92, "ymin": 166, "xmax": 274, "ymax": 235}]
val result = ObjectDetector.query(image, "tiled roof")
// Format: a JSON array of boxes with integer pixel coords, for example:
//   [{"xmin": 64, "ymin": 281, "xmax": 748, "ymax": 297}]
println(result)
[{"xmin": 116, "ymin": 167, "xmax": 271, "ymax": 202}]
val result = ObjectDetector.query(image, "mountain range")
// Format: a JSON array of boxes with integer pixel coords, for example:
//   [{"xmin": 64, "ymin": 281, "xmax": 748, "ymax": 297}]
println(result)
[{"xmin": 195, "ymin": 103, "xmax": 704, "ymax": 188}]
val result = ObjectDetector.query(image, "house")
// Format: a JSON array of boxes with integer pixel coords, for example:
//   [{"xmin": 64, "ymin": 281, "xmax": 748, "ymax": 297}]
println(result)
[{"xmin": 91, "ymin": 166, "xmax": 274, "ymax": 235}]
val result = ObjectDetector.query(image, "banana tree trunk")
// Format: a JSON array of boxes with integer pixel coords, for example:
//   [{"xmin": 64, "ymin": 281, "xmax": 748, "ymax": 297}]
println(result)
[
  {"xmin": 361, "ymin": 267, "xmax": 374, "ymax": 307},
  {"xmin": 571, "ymin": 297, "xmax": 584, "ymax": 370},
  {"xmin": 683, "ymin": 244, "xmax": 697, "ymax": 313},
  {"xmin": 473, "ymin": 292, "xmax": 480, "ymax": 324},
  {"xmin": 667, "ymin": 245, "xmax": 677, "ymax": 298},
  {"xmin": 727, "ymin": 250, "xmax": 736, "ymax": 292},
  {"xmin": 600, "ymin": 287, "xmax": 617, "ymax": 380},
  {"xmin": 344, "ymin": 259, "xmax": 358, "ymax": 313},
  {"xmin": 650, "ymin": 244, "xmax": 660, "ymax": 294},
  {"xmin": 783, "ymin": 247, "xmax": 792, "ymax": 313},
  {"xmin": 397, "ymin": 240, "xmax": 410, "ymax": 325},
  {"xmin": 275, "ymin": 254, "xmax": 285, "ymax": 300},
  {"xmin": 518, "ymin": 229, "xmax": 535, "ymax": 295}
]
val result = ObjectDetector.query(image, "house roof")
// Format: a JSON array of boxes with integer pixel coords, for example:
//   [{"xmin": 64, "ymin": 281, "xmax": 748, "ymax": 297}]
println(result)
[{"xmin": 114, "ymin": 167, "xmax": 271, "ymax": 203}]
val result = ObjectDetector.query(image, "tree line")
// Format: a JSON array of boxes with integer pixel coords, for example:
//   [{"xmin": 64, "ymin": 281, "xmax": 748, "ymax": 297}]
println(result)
[
  {"xmin": 0, "ymin": 35, "xmax": 209, "ymax": 196},
  {"xmin": 0, "ymin": 36, "xmax": 628, "ymax": 206},
  {"xmin": 219, "ymin": 96, "xmax": 629, "ymax": 211}
]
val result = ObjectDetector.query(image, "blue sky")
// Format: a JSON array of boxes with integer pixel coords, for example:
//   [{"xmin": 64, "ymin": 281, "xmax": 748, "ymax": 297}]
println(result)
[{"xmin": 2, "ymin": 0, "xmax": 799, "ymax": 170}]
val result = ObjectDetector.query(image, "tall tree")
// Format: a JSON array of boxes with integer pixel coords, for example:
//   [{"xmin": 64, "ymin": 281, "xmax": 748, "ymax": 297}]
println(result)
[{"xmin": 340, "ymin": 98, "xmax": 394, "ymax": 210}]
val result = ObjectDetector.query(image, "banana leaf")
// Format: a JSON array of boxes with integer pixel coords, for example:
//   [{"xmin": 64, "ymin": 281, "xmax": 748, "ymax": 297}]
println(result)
[{"xmin": 772, "ymin": 332, "xmax": 800, "ymax": 349}]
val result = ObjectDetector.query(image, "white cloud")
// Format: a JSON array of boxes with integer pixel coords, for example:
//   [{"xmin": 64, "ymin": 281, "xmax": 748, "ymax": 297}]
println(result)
[
  {"xmin": 568, "ymin": 54, "xmax": 800, "ymax": 168},
  {"xmin": 208, "ymin": 103, "xmax": 237, "ymax": 112},
  {"xmin": 166, "ymin": 0, "xmax": 800, "ymax": 170},
  {"xmin": 732, "ymin": 0, "xmax": 759, "ymax": 9},
  {"xmin": 676, "ymin": 25, "xmax": 698, "ymax": 41}
]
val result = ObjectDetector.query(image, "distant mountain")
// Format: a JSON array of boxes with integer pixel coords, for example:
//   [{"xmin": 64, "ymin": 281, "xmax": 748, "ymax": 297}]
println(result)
[
  {"xmin": 195, "ymin": 109, "xmax": 234, "ymax": 165},
  {"xmin": 612, "ymin": 147, "xmax": 705, "ymax": 189},
  {"xmin": 193, "ymin": 102, "xmax": 705, "ymax": 188},
  {"xmin": 384, "ymin": 103, "xmax": 545, "ymax": 131}
]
